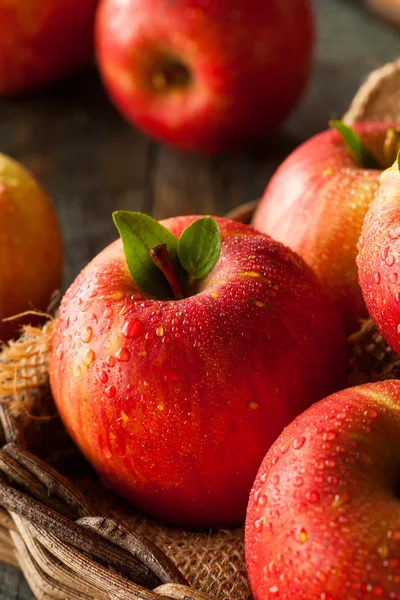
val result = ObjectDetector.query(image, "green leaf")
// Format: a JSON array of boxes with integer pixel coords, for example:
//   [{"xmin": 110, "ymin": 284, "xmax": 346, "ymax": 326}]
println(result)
[
  {"xmin": 178, "ymin": 216, "xmax": 221, "ymax": 280},
  {"xmin": 329, "ymin": 120, "xmax": 382, "ymax": 169},
  {"xmin": 113, "ymin": 211, "xmax": 182, "ymax": 299}
]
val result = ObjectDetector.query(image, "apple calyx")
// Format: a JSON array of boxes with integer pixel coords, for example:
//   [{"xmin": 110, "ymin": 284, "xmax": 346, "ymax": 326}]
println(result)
[
  {"xmin": 150, "ymin": 55, "xmax": 192, "ymax": 93},
  {"xmin": 112, "ymin": 211, "xmax": 221, "ymax": 300},
  {"xmin": 329, "ymin": 120, "xmax": 382, "ymax": 169}
]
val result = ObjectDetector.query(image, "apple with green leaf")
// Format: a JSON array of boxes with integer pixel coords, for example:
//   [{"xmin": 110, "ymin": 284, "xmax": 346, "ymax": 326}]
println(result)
[
  {"xmin": 358, "ymin": 149, "xmax": 400, "ymax": 354},
  {"xmin": 245, "ymin": 379, "xmax": 400, "ymax": 600},
  {"xmin": 254, "ymin": 121, "xmax": 400, "ymax": 334},
  {"xmin": 49, "ymin": 213, "xmax": 347, "ymax": 528},
  {"xmin": 0, "ymin": 153, "xmax": 62, "ymax": 342},
  {"xmin": 0, "ymin": 0, "xmax": 99, "ymax": 95},
  {"xmin": 95, "ymin": 0, "xmax": 314, "ymax": 153}
]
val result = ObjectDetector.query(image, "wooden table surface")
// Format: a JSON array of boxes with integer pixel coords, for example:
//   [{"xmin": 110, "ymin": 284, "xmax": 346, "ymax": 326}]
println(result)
[{"xmin": 0, "ymin": 0, "xmax": 399, "ymax": 598}]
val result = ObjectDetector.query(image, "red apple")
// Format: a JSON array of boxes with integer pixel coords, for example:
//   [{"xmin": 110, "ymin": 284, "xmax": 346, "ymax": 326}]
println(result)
[
  {"xmin": 358, "ymin": 156, "xmax": 400, "ymax": 355},
  {"xmin": 245, "ymin": 379, "xmax": 400, "ymax": 600},
  {"xmin": 0, "ymin": 0, "xmax": 99, "ymax": 95},
  {"xmin": 95, "ymin": 0, "xmax": 314, "ymax": 154},
  {"xmin": 0, "ymin": 154, "xmax": 62, "ymax": 342},
  {"xmin": 253, "ymin": 122, "xmax": 400, "ymax": 335},
  {"xmin": 49, "ymin": 215, "xmax": 347, "ymax": 529}
]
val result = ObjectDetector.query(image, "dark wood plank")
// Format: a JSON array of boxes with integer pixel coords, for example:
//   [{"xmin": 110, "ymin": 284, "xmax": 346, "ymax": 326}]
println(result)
[{"xmin": 0, "ymin": 68, "xmax": 151, "ymax": 288}]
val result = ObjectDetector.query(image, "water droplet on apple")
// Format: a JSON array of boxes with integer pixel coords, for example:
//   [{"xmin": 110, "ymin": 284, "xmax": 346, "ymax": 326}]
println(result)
[
  {"xmin": 81, "ymin": 300, "xmax": 94, "ymax": 312},
  {"xmin": 253, "ymin": 488, "xmax": 262, "ymax": 504},
  {"xmin": 386, "ymin": 255, "xmax": 395, "ymax": 267},
  {"xmin": 81, "ymin": 326, "xmax": 93, "ymax": 343},
  {"xmin": 390, "ymin": 272, "xmax": 398, "ymax": 283},
  {"xmin": 254, "ymin": 517, "xmax": 264, "ymax": 532},
  {"xmin": 298, "ymin": 527, "xmax": 307, "ymax": 543},
  {"xmin": 122, "ymin": 319, "xmax": 144, "ymax": 338},
  {"xmin": 374, "ymin": 273, "xmax": 381, "ymax": 284},
  {"xmin": 292, "ymin": 436, "xmax": 305, "ymax": 449},
  {"xmin": 258, "ymin": 494, "xmax": 267, "ymax": 506},
  {"xmin": 106, "ymin": 355, "xmax": 116, "ymax": 367},
  {"xmin": 268, "ymin": 586, "xmax": 280, "ymax": 597},
  {"xmin": 306, "ymin": 490, "xmax": 320, "ymax": 503},
  {"xmin": 104, "ymin": 308, "xmax": 113, "ymax": 318},
  {"xmin": 103, "ymin": 447, "xmax": 112, "ymax": 460},
  {"xmin": 381, "ymin": 247, "xmax": 389, "ymax": 260},
  {"xmin": 116, "ymin": 347, "xmax": 130, "ymax": 362},
  {"xmin": 364, "ymin": 408, "xmax": 378, "ymax": 418},
  {"xmin": 271, "ymin": 474, "xmax": 280, "ymax": 485},
  {"xmin": 324, "ymin": 431, "xmax": 336, "ymax": 441},
  {"xmin": 100, "ymin": 370, "xmax": 108, "ymax": 383},
  {"xmin": 389, "ymin": 226, "xmax": 400, "ymax": 240},
  {"xmin": 293, "ymin": 476, "xmax": 304, "ymax": 487},
  {"xmin": 105, "ymin": 385, "xmax": 116, "ymax": 398},
  {"xmin": 83, "ymin": 349, "xmax": 95, "ymax": 367}
]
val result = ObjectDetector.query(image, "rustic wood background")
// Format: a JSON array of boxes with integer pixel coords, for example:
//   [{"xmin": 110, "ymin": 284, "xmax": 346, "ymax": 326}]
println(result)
[{"xmin": 0, "ymin": 0, "xmax": 399, "ymax": 597}]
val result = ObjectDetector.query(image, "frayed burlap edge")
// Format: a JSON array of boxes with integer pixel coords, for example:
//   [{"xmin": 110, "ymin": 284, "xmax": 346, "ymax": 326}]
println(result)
[{"xmin": 0, "ymin": 320, "xmax": 54, "ymax": 418}]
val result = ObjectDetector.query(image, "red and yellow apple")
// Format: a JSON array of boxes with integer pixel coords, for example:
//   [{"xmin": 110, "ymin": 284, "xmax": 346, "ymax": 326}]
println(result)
[
  {"xmin": 49, "ymin": 215, "xmax": 347, "ymax": 529},
  {"xmin": 254, "ymin": 122, "xmax": 400, "ymax": 334},
  {"xmin": 95, "ymin": 0, "xmax": 314, "ymax": 154},
  {"xmin": 358, "ymin": 156, "xmax": 400, "ymax": 354},
  {"xmin": 246, "ymin": 379, "xmax": 400, "ymax": 600},
  {"xmin": 0, "ymin": 0, "xmax": 99, "ymax": 95},
  {"xmin": 0, "ymin": 154, "xmax": 62, "ymax": 342}
]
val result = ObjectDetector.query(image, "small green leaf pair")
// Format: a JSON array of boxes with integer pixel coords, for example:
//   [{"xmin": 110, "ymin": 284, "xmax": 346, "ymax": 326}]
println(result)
[{"xmin": 113, "ymin": 212, "xmax": 221, "ymax": 300}]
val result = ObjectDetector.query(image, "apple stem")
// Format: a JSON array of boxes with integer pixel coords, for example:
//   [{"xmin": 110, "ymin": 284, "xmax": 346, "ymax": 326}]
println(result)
[
  {"xmin": 149, "ymin": 243, "xmax": 184, "ymax": 300},
  {"xmin": 383, "ymin": 128, "xmax": 400, "ymax": 167}
]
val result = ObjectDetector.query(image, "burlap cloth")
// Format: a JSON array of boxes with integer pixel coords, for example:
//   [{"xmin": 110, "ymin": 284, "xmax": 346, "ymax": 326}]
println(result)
[{"xmin": 1, "ymin": 57, "xmax": 400, "ymax": 600}]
